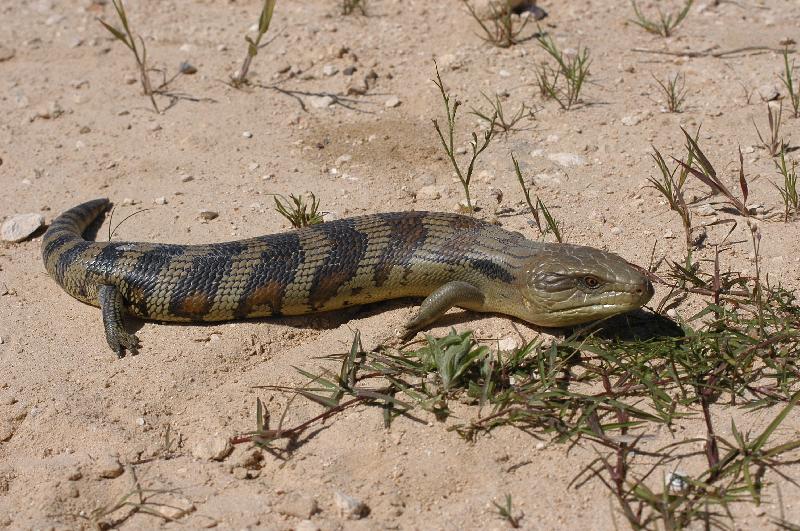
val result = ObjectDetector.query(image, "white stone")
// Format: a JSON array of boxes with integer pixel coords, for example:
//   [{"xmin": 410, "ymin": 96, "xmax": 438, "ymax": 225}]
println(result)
[
  {"xmin": 416, "ymin": 185, "xmax": 444, "ymax": 201},
  {"xmin": 498, "ymin": 336, "xmax": 520, "ymax": 351},
  {"xmin": 276, "ymin": 493, "xmax": 318, "ymax": 518},
  {"xmin": 295, "ymin": 520, "xmax": 320, "ymax": 531},
  {"xmin": 322, "ymin": 64, "xmax": 338, "ymax": 76},
  {"xmin": 309, "ymin": 95, "xmax": 335, "ymax": 109},
  {"xmin": 757, "ymin": 84, "xmax": 780, "ymax": 102},
  {"xmin": 191, "ymin": 436, "xmax": 232, "ymax": 461},
  {"xmin": 469, "ymin": 0, "xmax": 529, "ymax": 19},
  {"xmin": 1, "ymin": 213, "xmax": 44, "ymax": 242},
  {"xmin": 547, "ymin": 153, "xmax": 586, "ymax": 167},
  {"xmin": 385, "ymin": 96, "xmax": 401, "ymax": 108},
  {"xmin": 334, "ymin": 491, "xmax": 368, "ymax": 519},
  {"xmin": 153, "ymin": 197, "xmax": 167, "ymax": 205}
]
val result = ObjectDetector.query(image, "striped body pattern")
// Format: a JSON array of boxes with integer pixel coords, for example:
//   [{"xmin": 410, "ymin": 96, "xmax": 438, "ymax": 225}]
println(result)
[
  {"xmin": 42, "ymin": 199, "xmax": 530, "ymax": 322},
  {"xmin": 42, "ymin": 199, "xmax": 654, "ymax": 356}
]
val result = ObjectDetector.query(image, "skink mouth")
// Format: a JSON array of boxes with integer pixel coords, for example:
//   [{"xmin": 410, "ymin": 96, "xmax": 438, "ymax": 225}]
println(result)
[{"xmin": 540, "ymin": 284, "xmax": 654, "ymax": 326}]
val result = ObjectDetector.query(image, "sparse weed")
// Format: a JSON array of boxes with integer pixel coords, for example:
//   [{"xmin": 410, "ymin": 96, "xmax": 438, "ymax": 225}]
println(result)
[
  {"xmin": 273, "ymin": 192, "xmax": 323, "ymax": 228},
  {"xmin": 80, "ymin": 466, "xmax": 184, "ymax": 528},
  {"xmin": 98, "ymin": 0, "xmax": 160, "ymax": 112},
  {"xmin": 753, "ymin": 102, "xmax": 786, "ymax": 157},
  {"xmin": 773, "ymin": 150, "xmax": 799, "ymax": 222},
  {"xmin": 341, "ymin": 0, "xmax": 367, "ymax": 15},
  {"xmin": 493, "ymin": 494, "xmax": 522, "ymax": 528},
  {"xmin": 432, "ymin": 63, "xmax": 496, "ymax": 213},
  {"xmin": 653, "ymin": 72, "xmax": 688, "ymax": 112},
  {"xmin": 630, "ymin": 0, "xmax": 693, "ymax": 38},
  {"xmin": 462, "ymin": 0, "xmax": 532, "ymax": 48},
  {"xmin": 471, "ymin": 92, "xmax": 534, "ymax": 134},
  {"xmin": 512, "ymin": 153, "xmax": 563, "ymax": 242},
  {"xmin": 231, "ymin": 0, "xmax": 277, "ymax": 88},
  {"xmin": 648, "ymin": 145, "xmax": 694, "ymax": 258},
  {"xmin": 781, "ymin": 47, "xmax": 799, "ymax": 118},
  {"xmin": 674, "ymin": 127, "xmax": 751, "ymax": 216},
  {"xmin": 535, "ymin": 31, "xmax": 591, "ymax": 110}
]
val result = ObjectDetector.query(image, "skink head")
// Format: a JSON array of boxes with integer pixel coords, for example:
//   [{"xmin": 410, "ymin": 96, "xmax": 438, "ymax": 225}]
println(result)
[{"xmin": 519, "ymin": 244, "xmax": 654, "ymax": 327}]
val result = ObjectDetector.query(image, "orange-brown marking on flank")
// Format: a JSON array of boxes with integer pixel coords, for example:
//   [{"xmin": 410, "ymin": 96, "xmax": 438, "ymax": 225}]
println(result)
[
  {"xmin": 179, "ymin": 292, "xmax": 212, "ymax": 316},
  {"xmin": 243, "ymin": 281, "xmax": 284, "ymax": 315},
  {"xmin": 449, "ymin": 215, "xmax": 478, "ymax": 231},
  {"xmin": 309, "ymin": 270, "xmax": 352, "ymax": 309}
]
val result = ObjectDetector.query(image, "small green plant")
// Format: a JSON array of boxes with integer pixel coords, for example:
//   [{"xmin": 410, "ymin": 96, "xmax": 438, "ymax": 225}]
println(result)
[
  {"xmin": 753, "ymin": 102, "xmax": 786, "ymax": 157},
  {"xmin": 273, "ymin": 192, "xmax": 323, "ymax": 228},
  {"xmin": 653, "ymin": 72, "xmax": 688, "ymax": 112},
  {"xmin": 512, "ymin": 154, "xmax": 563, "ymax": 242},
  {"xmin": 780, "ymin": 47, "xmax": 799, "ymax": 118},
  {"xmin": 231, "ymin": 0, "xmax": 277, "ymax": 88},
  {"xmin": 535, "ymin": 31, "xmax": 591, "ymax": 110},
  {"xmin": 648, "ymin": 146, "xmax": 694, "ymax": 259},
  {"xmin": 432, "ymin": 63, "xmax": 496, "ymax": 213},
  {"xmin": 630, "ymin": 0, "xmax": 693, "ymax": 37},
  {"xmin": 461, "ymin": 0, "xmax": 531, "ymax": 48},
  {"xmin": 471, "ymin": 92, "xmax": 534, "ymax": 134},
  {"xmin": 98, "ymin": 0, "xmax": 159, "ymax": 112},
  {"xmin": 674, "ymin": 127, "xmax": 751, "ymax": 216},
  {"xmin": 492, "ymin": 494, "xmax": 522, "ymax": 528},
  {"xmin": 773, "ymin": 150, "xmax": 799, "ymax": 222},
  {"xmin": 341, "ymin": 0, "xmax": 367, "ymax": 15}
]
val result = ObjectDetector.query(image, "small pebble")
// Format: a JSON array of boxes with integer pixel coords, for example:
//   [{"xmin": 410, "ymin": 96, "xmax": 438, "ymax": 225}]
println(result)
[
  {"xmin": 1, "ymin": 213, "xmax": 44, "ymax": 243},
  {"xmin": 343, "ymin": 65, "xmax": 357, "ymax": 76},
  {"xmin": 309, "ymin": 95, "xmax": 335, "ymax": 109},
  {"xmin": 153, "ymin": 197, "xmax": 167, "ymax": 205},
  {"xmin": 192, "ymin": 435, "xmax": 232, "ymax": 461},
  {"xmin": 242, "ymin": 131, "xmax": 253, "ymax": 138},
  {"xmin": 199, "ymin": 210, "xmax": 219, "ymax": 221},
  {"xmin": 416, "ymin": 185, "xmax": 443, "ymax": 201},
  {"xmin": 385, "ymin": 96, "xmax": 401, "ymax": 108},
  {"xmin": 757, "ymin": 84, "xmax": 780, "ymax": 102},
  {"xmin": 295, "ymin": 520, "xmax": 320, "ymax": 531},
  {"xmin": 0, "ymin": 422, "xmax": 12, "ymax": 442},
  {"xmin": 334, "ymin": 491, "xmax": 369, "ymax": 520},
  {"xmin": 322, "ymin": 64, "xmax": 338, "ymax": 76},
  {"xmin": 276, "ymin": 493, "xmax": 318, "ymax": 519},
  {"xmin": 498, "ymin": 336, "xmax": 520, "ymax": 351},
  {"xmin": 547, "ymin": 152, "xmax": 586, "ymax": 167},
  {"xmin": 158, "ymin": 497, "xmax": 195, "ymax": 520},
  {"xmin": 179, "ymin": 62, "xmax": 197, "ymax": 74},
  {"xmin": 95, "ymin": 454, "xmax": 124, "ymax": 479},
  {"xmin": 610, "ymin": 226, "xmax": 623, "ymax": 235},
  {"xmin": 0, "ymin": 45, "xmax": 15, "ymax": 62}
]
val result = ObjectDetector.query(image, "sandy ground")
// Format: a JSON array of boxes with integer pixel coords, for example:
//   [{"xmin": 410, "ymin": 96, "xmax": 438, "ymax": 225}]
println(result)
[{"xmin": 2, "ymin": 0, "xmax": 800, "ymax": 529}]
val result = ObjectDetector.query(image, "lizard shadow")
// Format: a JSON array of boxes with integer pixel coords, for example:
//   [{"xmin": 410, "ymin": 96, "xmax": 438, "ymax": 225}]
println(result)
[{"xmin": 120, "ymin": 302, "xmax": 683, "ymax": 352}]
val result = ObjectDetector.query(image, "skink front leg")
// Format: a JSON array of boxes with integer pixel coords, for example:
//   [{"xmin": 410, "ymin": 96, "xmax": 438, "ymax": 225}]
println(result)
[
  {"xmin": 98, "ymin": 284, "xmax": 140, "ymax": 358},
  {"xmin": 404, "ymin": 281, "xmax": 485, "ymax": 334}
]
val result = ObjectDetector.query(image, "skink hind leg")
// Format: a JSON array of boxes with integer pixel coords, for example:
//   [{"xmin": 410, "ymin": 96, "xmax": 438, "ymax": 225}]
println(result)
[
  {"xmin": 98, "ymin": 285, "xmax": 139, "ymax": 358},
  {"xmin": 404, "ymin": 281, "xmax": 485, "ymax": 334}
]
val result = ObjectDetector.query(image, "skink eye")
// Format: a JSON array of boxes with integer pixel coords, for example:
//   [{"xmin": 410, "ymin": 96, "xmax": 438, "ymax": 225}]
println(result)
[{"xmin": 583, "ymin": 276, "xmax": 601, "ymax": 289}]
